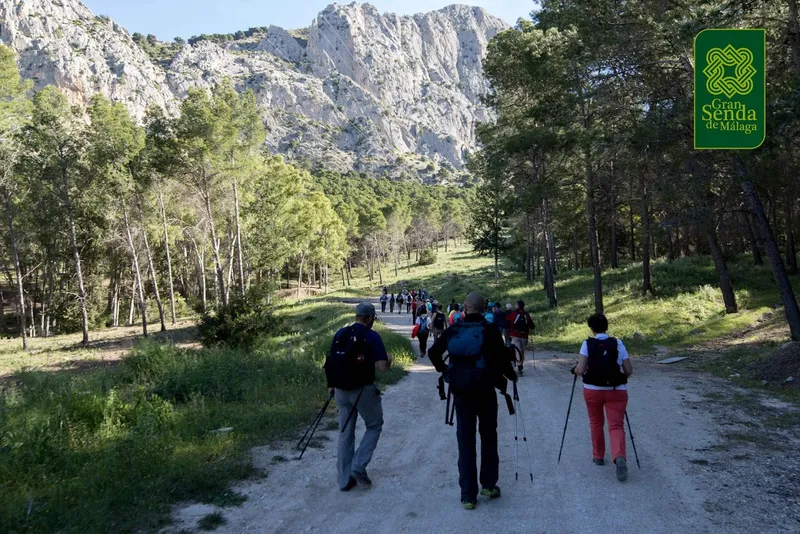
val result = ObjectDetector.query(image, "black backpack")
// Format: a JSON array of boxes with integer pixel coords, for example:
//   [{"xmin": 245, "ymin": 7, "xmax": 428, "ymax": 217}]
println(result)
[
  {"xmin": 433, "ymin": 312, "xmax": 445, "ymax": 330},
  {"xmin": 324, "ymin": 325, "xmax": 375, "ymax": 390},
  {"xmin": 445, "ymin": 322, "xmax": 489, "ymax": 394},
  {"xmin": 513, "ymin": 312, "xmax": 531, "ymax": 336},
  {"xmin": 583, "ymin": 337, "xmax": 627, "ymax": 388}
]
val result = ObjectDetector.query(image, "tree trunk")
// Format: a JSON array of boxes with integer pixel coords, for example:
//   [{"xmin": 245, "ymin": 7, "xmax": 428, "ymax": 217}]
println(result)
[
  {"xmin": 585, "ymin": 153, "xmax": 604, "ymax": 313},
  {"xmin": 1, "ymin": 187, "xmax": 27, "ymax": 349},
  {"xmin": 741, "ymin": 212, "xmax": 764, "ymax": 265},
  {"xmin": 573, "ymin": 225, "xmax": 579, "ymax": 271},
  {"xmin": 137, "ymin": 198, "xmax": 166, "ymax": 332},
  {"xmin": 122, "ymin": 199, "xmax": 148, "ymax": 336},
  {"xmin": 297, "ymin": 255, "xmax": 304, "ymax": 299},
  {"xmin": 640, "ymin": 175, "xmax": 653, "ymax": 295},
  {"xmin": 223, "ymin": 227, "xmax": 236, "ymax": 305},
  {"xmin": 786, "ymin": 201, "xmax": 798, "ymax": 275},
  {"xmin": 542, "ymin": 203, "xmax": 558, "ymax": 308},
  {"xmin": 61, "ymin": 169, "xmax": 90, "ymax": 344},
  {"xmin": 45, "ymin": 265, "xmax": 54, "ymax": 336},
  {"xmin": 525, "ymin": 213, "xmax": 532, "ymax": 281},
  {"xmin": 788, "ymin": 0, "xmax": 800, "ymax": 77},
  {"xmin": 128, "ymin": 273, "xmax": 136, "ymax": 326},
  {"xmin": 742, "ymin": 177, "xmax": 800, "ymax": 340},
  {"xmin": 549, "ymin": 230, "xmax": 557, "ymax": 275},
  {"xmin": 158, "ymin": 188, "xmax": 177, "ymax": 324},
  {"xmin": 375, "ymin": 237, "xmax": 384, "ymax": 285},
  {"xmin": 629, "ymin": 202, "xmax": 636, "ymax": 262},
  {"xmin": 191, "ymin": 235, "xmax": 207, "ymax": 312},
  {"xmin": 704, "ymin": 223, "xmax": 738, "ymax": 313},
  {"xmin": 232, "ymin": 178, "xmax": 246, "ymax": 296},
  {"xmin": 112, "ymin": 276, "xmax": 120, "ymax": 327},
  {"xmin": 610, "ymin": 168, "xmax": 618, "ymax": 269},
  {"xmin": 202, "ymin": 190, "xmax": 227, "ymax": 307},
  {"xmin": 341, "ymin": 267, "xmax": 346, "ymax": 287}
]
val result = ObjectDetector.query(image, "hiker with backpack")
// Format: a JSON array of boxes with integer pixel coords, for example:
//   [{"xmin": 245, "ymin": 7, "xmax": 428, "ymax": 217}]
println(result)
[
  {"xmin": 428, "ymin": 292, "xmax": 518, "ymax": 510},
  {"xmin": 324, "ymin": 303, "xmax": 393, "ymax": 491},
  {"xmin": 414, "ymin": 311, "xmax": 433, "ymax": 357},
  {"xmin": 572, "ymin": 313, "xmax": 633, "ymax": 482},
  {"xmin": 483, "ymin": 302, "xmax": 496, "ymax": 324},
  {"xmin": 406, "ymin": 294, "xmax": 413, "ymax": 314},
  {"xmin": 396, "ymin": 293, "xmax": 404, "ymax": 314},
  {"xmin": 448, "ymin": 303, "xmax": 464, "ymax": 326},
  {"xmin": 380, "ymin": 291, "xmax": 388, "ymax": 313},
  {"xmin": 389, "ymin": 293, "xmax": 396, "ymax": 313},
  {"xmin": 507, "ymin": 301, "xmax": 535, "ymax": 376},
  {"xmin": 432, "ymin": 304, "xmax": 447, "ymax": 341}
]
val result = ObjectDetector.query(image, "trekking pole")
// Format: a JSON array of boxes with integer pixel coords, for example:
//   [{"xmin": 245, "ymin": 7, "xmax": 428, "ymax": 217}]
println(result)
[
  {"xmin": 514, "ymin": 390, "xmax": 519, "ymax": 481},
  {"xmin": 340, "ymin": 386, "xmax": 365, "ymax": 433},
  {"xmin": 445, "ymin": 389, "xmax": 452, "ymax": 425},
  {"xmin": 557, "ymin": 374, "xmax": 578, "ymax": 463},
  {"xmin": 298, "ymin": 393, "xmax": 334, "ymax": 460},
  {"xmin": 297, "ymin": 393, "xmax": 334, "ymax": 450},
  {"xmin": 625, "ymin": 411, "xmax": 642, "ymax": 469},
  {"xmin": 513, "ymin": 382, "xmax": 533, "ymax": 482}
]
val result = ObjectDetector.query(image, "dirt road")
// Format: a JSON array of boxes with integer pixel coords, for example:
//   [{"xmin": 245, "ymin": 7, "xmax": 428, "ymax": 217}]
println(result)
[{"xmin": 171, "ymin": 305, "xmax": 800, "ymax": 533}]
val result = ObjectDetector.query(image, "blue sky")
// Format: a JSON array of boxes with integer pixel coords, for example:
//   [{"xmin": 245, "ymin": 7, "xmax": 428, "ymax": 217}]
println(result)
[{"xmin": 81, "ymin": 1, "xmax": 537, "ymax": 40}]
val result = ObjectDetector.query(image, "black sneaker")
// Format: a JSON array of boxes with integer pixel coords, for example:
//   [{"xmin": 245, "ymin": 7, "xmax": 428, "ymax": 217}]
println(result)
[
  {"xmin": 593, "ymin": 458, "xmax": 605, "ymax": 466},
  {"xmin": 615, "ymin": 457, "xmax": 628, "ymax": 482},
  {"xmin": 340, "ymin": 476, "xmax": 357, "ymax": 492},
  {"xmin": 354, "ymin": 472, "xmax": 372, "ymax": 487}
]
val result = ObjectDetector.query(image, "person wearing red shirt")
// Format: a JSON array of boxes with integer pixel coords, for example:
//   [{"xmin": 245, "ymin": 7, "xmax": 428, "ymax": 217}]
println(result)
[{"xmin": 506, "ymin": 300, "xmax": 534, "ymax": 376}]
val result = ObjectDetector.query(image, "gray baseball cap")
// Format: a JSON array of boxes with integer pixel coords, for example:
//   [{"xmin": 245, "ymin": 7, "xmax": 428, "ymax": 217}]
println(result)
[{"xmin": 355, "ymin": 302, "xmax": 376, "ymax": 318}]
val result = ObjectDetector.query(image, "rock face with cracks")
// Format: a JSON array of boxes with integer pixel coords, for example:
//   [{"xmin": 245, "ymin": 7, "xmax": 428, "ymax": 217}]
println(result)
[{"xmin": 0, "ymin": 0, "xmax": 507, "ymax": 179}]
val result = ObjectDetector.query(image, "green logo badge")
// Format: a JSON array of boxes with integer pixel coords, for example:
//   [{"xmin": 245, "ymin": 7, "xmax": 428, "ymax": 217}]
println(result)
[{"xmin": 694, "ymin": 29, "xmax": 765, "ymax": 150}]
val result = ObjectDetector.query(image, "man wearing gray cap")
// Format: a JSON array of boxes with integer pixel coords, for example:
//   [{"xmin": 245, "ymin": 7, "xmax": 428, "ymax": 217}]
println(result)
[{"xmin": 325, "ymin": 302, "xmax": 393, "ymax": 491}]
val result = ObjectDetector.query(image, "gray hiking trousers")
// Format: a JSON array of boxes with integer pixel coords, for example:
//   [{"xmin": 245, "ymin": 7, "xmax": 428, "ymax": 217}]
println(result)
[{"xmin": 336, "ymin": 384, "xmax": 384, "ymax": 489}]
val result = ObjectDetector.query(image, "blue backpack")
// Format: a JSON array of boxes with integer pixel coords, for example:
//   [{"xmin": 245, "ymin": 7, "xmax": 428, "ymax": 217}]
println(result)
[{"xmin": 445, "ymin": 322, "xmax": 488, "ymax": 394}]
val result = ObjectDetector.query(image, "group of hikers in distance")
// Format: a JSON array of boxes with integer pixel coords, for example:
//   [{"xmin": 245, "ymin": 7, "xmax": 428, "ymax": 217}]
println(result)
[{"xmin": 321, "ymin": 289, "xmax": 634, "ymax": 511}]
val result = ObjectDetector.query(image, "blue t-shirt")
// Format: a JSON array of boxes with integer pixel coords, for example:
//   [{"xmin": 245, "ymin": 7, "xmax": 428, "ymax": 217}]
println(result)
[{"xmin": 351, "ymin": 323, "xmax": 388, "ymax": 362}]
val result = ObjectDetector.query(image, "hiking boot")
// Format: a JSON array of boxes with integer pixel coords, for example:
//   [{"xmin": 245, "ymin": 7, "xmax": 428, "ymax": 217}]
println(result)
[
  {"xmin": 462, "ymin": 501, "xmax": 477, "ymax": 510},
  {"xmin": 615, "ymin": 457, "xmax": 628, "ymax": 482},
  {"xmin": 480, "ymin": 486, "xmax": 501, "ymax": 499},
  {"xmin": 593, "ymin": 458, "xmax": 605, "ymax": 466},
  {"xmin": 340, "ymin": 476, "xmax": 357, "ymax": 492},
  {"xmin": 354, "ymin": 472, "xmax": 372, "ymax": 487}
]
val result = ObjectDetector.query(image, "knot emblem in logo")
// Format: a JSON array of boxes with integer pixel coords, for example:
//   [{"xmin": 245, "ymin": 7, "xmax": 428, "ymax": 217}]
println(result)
[{"xmin": 703, "ymin": 44, "xmax": 757, "ymax": 99}]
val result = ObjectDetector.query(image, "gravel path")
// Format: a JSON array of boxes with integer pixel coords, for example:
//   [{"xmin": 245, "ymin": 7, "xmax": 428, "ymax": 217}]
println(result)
[{"xmin": 170, "ymin": 305, "xmax": 800, "ymax": 533}]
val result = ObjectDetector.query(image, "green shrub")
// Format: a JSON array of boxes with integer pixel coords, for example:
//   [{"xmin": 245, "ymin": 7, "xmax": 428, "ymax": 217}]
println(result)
[
  {"xmin": 419, "ymin": 248, "xmax": 437, "ymax": 266},
  {"xmin": 198, "ymin": 297, "xmax": 284, "ymax": 348}
]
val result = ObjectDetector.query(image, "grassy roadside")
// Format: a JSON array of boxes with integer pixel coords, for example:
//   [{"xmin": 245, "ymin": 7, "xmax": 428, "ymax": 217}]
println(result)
[
  {"xmin": 0, "ymin": 301, "xmax": 414, "ymax": 533},
  {"xmin": 325, "ymin": 247, "xmax": 795, "ymax": 356}
]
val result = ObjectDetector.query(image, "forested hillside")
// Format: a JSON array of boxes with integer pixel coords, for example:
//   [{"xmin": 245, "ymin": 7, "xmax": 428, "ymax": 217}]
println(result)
[
  {"xmin": 469, "ymin": 0, "xmax": 800, "ymax": 341},
  {"xmin": 0, "ymin": 45, "xmax": 471, "ymax": 349}
]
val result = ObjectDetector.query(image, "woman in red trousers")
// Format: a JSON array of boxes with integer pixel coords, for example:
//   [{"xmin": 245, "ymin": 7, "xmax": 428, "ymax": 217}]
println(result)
[{"xmin": 573, "ymin": 313, "xmax": 633, "ymax": 482}]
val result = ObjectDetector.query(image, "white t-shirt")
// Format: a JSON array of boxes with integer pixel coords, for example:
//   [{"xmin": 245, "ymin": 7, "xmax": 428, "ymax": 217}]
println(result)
[{"xmin": 579, "ymin": 333, "xmax": 629, "ymax": 391}]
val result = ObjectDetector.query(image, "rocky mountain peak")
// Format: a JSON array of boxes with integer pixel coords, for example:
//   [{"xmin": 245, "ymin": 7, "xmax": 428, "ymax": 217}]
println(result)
[{"xmin": 0, "ymin": 0, "xmax": 508, "ymax": 180}]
